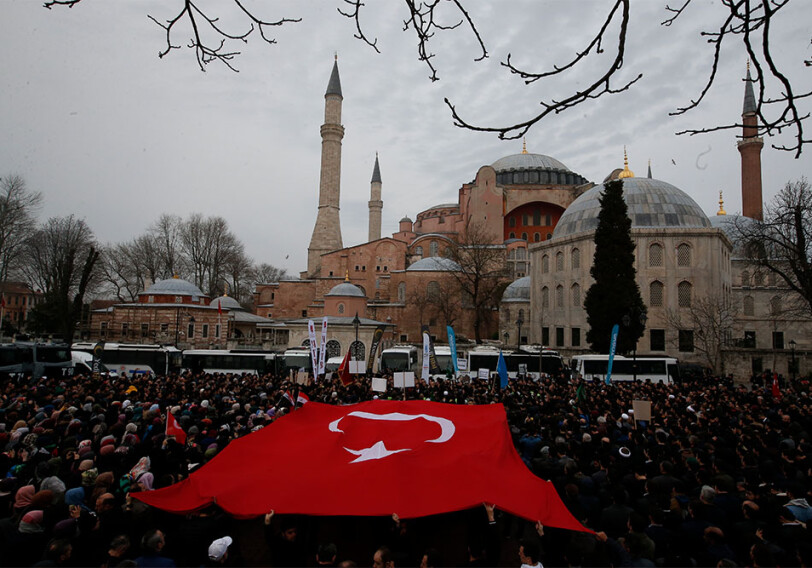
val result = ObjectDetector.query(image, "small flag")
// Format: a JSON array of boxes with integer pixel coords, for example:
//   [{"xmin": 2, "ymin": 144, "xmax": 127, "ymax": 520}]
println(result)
[
  {"xmin": 283, "ymin": 390, "xmax": 295, "ymax": 406},
  {"xmin": 337, "ymin": 349, "xmax": 353, "ymax": 386},
  {"xmin": 297, "ymin": 392, "xmax": 310, "ymax": 406},
  {"xmin": 218, "ymin": 300, "xmax": 222, "ymax": 315},
  {"xmin": 0, "ymin": 295, "xmax": 5, "ymax": 308},
  {"xmin": 576, "ymin": 383, "xmax": 586, "ymax": 404},
  {"xmin": 772, "ymin": 372, "xmax": 781, "ymax": 399},
  {"xmin": 497, "ymin": 349, "xmax": 509, "ymax": 390},
  {"xmin": 166, "ymin": 410, "xmax": 187, "ymax": 445}
]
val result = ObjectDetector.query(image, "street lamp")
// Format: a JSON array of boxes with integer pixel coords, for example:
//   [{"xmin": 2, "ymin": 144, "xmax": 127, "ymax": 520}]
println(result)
[
  {"xmin": 516, "ymin": 316, "xmax": 524, "ymax": 349},
  {"xmin": 790, "ymin": 339, "xmax": 797, "ymax": 382},
  {"xmin": 352, "ymin": 312, "xmax": 360, "ymax": 361}
]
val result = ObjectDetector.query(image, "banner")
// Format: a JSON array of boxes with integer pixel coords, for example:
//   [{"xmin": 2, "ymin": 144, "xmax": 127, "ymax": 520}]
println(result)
[
  {"xmin": 606, "ymin": 324, "xmax": 619, "ymax": 385},
  {"xmin": 421, "ymin": 324, "xmax": 441, "ymax": 374},
  {"xmin": 367, "ymin": 325, "xmax": 385, "ymax": 373},
  {"xmin": 446, "ymin": 325, "xmax": 459, "ymax": 374},
  {"xmin": 421, "ymin": 331, "xmax": 431, "ymax": 381},
  {"xmin": 318, "ymin": 317, "xmax": 328, "ymax": 376},
  {"xmin": 307, "ymin": 320, "xmax": 318, "ymax": 375}
]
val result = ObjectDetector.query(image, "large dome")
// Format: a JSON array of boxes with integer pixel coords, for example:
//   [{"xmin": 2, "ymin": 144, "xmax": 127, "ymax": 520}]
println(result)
[
  {"xmin": 406, "ymin": 257, "xmax": 461, "ymax": 271},
  {"xmin": 502, "ymin": 276, "xmax": 531, "ymax": 302},
  {"xmin": 491, "ymin": 153, "xmax": 571, "ymax": 172},
  {"xmin": 141, "ymin": 277, "xmax": 204, "ymax": 297},
  {"xmin": 552, "ymin": 177, "xmax": 711, "ymax": 240},
  {"xmin": 325, "ymin": 282, "xmax": 365, "ymax": 297}
]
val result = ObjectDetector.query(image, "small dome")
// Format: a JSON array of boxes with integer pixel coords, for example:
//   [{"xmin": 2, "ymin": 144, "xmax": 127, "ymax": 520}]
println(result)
[
  {"xmin": 326, "ymin": 282, "xmax": 365, "ymax": 297},
  {"xmin": 502, "ymin": 277, "xmax": 531, "ymax": 302},
  {"xmin": 210, "ymin": 295, "xmax": 242, "ymax": 310},
  {"xmin": 141, "ymin": 277, "xmax": 204, "ymax": 297},
  {"xmin": 400, "ymin": 216, "xmax": 412, "ymax": 223},
  {"xmin": 491, "ymin": 153, "xmax": 571, "ymax": 172},
  {"xmin": 552, "ymin": 177, "xmax": 711, "ymax": 240},
  {"xmin": 406, "ymin": 257, "xmax": 461, "ymax": 271}
]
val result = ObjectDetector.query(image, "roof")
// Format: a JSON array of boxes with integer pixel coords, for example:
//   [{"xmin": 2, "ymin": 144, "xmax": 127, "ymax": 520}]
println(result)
[
  {"xmin": 371, "ymin": 155, "xmax": 382, "ymax": 184},
  {"xmin": 552, "ymin": 177, "xmax": 712, "ymax": 240},
  {"xmin": 406, "ymin": 257, "xmax": 461, "ymax": 272},
  {"xmin": 210, "ymin": 295, "xmax": 242, "ymax": 311},
  {"xmin": 285, "ymin": 315, "xmax": 391, "ymax": 326},
  {"xmin": 325, "ymin": 282, "xmax": 365, "ymax": 297},
  {"xmin": 491, "ymin": 153, "xmax": 571, "ymax": 173},
  {"xmin": 140, "ymin": 277, "xmax": 205, "ymax": 297},
  {"xmin": 502, "ymin": 276, "xmax": 531, "ymax": 302},
  {"xmin": 326, "ymin": 60, "xmax": 342, "ymax": 97},
  {"xmin": 743, "ymin": 67, "xmax": 757, "ymax": 115}
]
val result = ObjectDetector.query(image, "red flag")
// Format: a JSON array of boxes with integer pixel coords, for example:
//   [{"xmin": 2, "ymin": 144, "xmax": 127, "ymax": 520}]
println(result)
[
  {"xmin": 0, "ymin": 295, "xmax": 5, "ymax": 308},
  {"xmin": 165, "ymin": 410, "xmax": 187, "ymax": 445},
  {"xmin": 337, "ymin": 349, "xmax": 353, "ymax": 386},
  {"xmin": 218, "ymin": 300, "xmax": 222, "ymax": 315},
  {"xmin": 134, "ymin": 401, "xmax": 589, "ymax": 532},
  {"xmin": 283, "ymin": 390, "xmax": 294, "ymax": 406},
  {"xmin": 297, "ymin": 392, "xmax": 310, "ymax": 406},
  {"xmin": 772, "ymin": 372, "xmax": 781, "ymax": 399}
]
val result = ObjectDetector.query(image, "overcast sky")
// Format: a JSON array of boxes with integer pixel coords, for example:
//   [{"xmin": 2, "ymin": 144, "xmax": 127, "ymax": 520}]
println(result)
[{"xmin": 2, "ymin": 1, "xmax": 810, "ymax": 276}]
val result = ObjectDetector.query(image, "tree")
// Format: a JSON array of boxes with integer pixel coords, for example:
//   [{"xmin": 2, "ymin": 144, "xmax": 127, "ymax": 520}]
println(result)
[
  {"xmin": 22, "ymin": 215, "xmax": 100, "ymax": 345},
  {"xmin": 179, "ymin": 214, "xmax": 246, "ymax": 297},
  {"xmin": 44, "ymin": 1, "xmax": 810, "ymax": 155},
  {"xmin": 426, "ymin": 278, "xmax": 462, "ymax": 328},
  {"xmin": 734, "ymin": 178, "xmax": 812, "ymax": 316},
  {"xmin": 665, "ymin": 293, "xmax": 740, "ymax": 375},
  {"xmin": 248, "ymin": 263, "xmax": 288, "ymax": 286},
  {"xmin": 0, "ymin": 175, "xmax": 42, "ymax": 285},
  {"xmin": 445, "ymin": 221, "xmax": 509, "ymax": 343},
  {"xmin": 584, "ymin": 179, "xmax": 646, "ymax": 353}
]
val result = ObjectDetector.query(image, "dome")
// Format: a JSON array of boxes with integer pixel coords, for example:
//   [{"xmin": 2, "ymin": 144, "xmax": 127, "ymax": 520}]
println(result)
[
  {"xmin": 399, "ymin": 216, "xmax": 412, "ymax": 223},
  {"xmin": 491, "ymin": 153, "xmax": 571, "ymax": 172},
  {"xmin": 141, "ymin": 277, "xmax": 204, "ymax": 297},
  {"xmin": 325, "ymin": 282, "xmax": 365, "ymax": 297},
  {"xmin": 406, "ymin": 257, "xmax": 461, "ymax": 271},
  {"xmin": 210, "ymin": 295, "xmax": 242, "ymax": 310},
  {"xmin": 552, "ymin": 177, "xmax": 712, "ymax": 240},
  {"xmin": 502, "ymin": 276, "xmax": 531, "ymax": 302}
]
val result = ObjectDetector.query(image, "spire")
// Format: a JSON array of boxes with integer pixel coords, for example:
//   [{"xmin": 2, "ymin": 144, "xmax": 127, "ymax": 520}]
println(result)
[
  {"xmin": 326, "ymin": 57, "xmax": 342, "ymax": 97},
  {"xmin": 344, "ymin": 270, "xmax": 350, "ymax": 282},
  {"xmin": 742, "ymin": 59, "xmax": 756, "ymax": 116},
  {"xmin": 371, "ymin": 153, "xmax": 382, "ymax": 183},
  {"xmin": 521, "ymin": 138, "xmax": 528, "ymax": 154},
  {"xmin": 647, "ymin": 158, "xmax": 652, "ymax": 179},
  {"xmin": 618, "ymin": 146, "xmax": 635, "ymax": 179},
  {"xmin": 717, "ymin": 190, "xmax": 726, "ymax": 216}
]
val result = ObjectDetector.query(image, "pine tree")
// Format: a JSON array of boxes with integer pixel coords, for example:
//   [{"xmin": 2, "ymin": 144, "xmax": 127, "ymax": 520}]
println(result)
[{"xmin": 584, "ymin": 179, "xmax": 647, "ymax": 353}]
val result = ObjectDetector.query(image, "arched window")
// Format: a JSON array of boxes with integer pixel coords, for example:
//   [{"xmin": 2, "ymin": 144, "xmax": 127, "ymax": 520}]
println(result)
[
  {"xmin": 430, "ymin": 241, "xmax": 439, "ymax": 257},
  {"xmin": 350, "ymin": 340, "xmax": 365, "ymax": 361},
  {"xmin": 301, "ymin": 339, "xmax": 311, "ymax": 348},
  {"xmin": 571, "ymin": 283, "xmax": 581, "ymax": 307},
  {"xmin": 414, "ymin": 246, "xmax": 423, "ymax": 256},
  {"xmin": 521, "ymin": 232, "xmax": 528, "ymax": 241},
  {"xmin": 518, "ymin": 308, "xmax": 525, "ymax": 320},
  {"xmin": 770, "ymin": 296, "xmax": 782, "ymax": 315},
  {"xmin": 503, "ymin": 307, "xmax": 510, "ymax": 323},
  {"xmin": 555, "ymin": 285, "xmax": 564, "ymax": 308},
  {"xmin": 677, "ymin": 243, "xmax": 692, "ymax": 267},
  {"xmin": 508, "ymin": 249, "xmax": 516, "ymax": 260},
  {"xmin": 509, "ymin": 217, "xmax": 516, "ymax": 227},
  {"xmin": 571, "ymin": 248, "xmax": 580, "ymax": 269},
  {"xmin": 541, "ymin": 255, "xmax": 549, "ymax": 274},
  {"xmin": 534, "ymin": 233, "xmax": 541, "ymax": 242},
  {"xmin": 649, "ymin": 243, "xmax": 663, "ymax": 267},
  {"xmin": 427, "ymin": 280, "xmax": 440, "ymax": 299},
  {"xmin": 398, "ymin": 282, "xmax": 406, "ymax": 302},
  {"xmin": 337, "ymin": 303, "xmax": 345, "ymax": 314},
  {"xmin": 509, "ymin": 232, "xmax": 516, "ymax": 239},
  {"xmin": 741, "ymin": 270, "xmax": 750, "ymax": 287},
  {"xmin": 743, "ymin": 295, "xmax": 754, "ymax": 316},
  {"xmin": 555, "ymin": 251, "xmax": 564, "ymax": 272},
  {"xmin": 517, "ymin": 247, "xmax": 526, "ymax": 260},
  {"xmin": 326, "ymin": 339, "xmax": 341, "ymax": 359},
  {"xmin": 541, "ymin": 287, "xmax": 549, "ymax": 308},
  {"xmin": 754, "ymin": 272, "xmax": 764, "ymax": 287},
  {"xmin": 678, "ymin": 281, "xmax": 692, "ymax": 307},
  {"xmin": 768, "ymin": 273, "xmax": 777, "ymax": 287},
  {"xmin": 650, "ymin": 281, "xmax": 664, "ymax": 307}
]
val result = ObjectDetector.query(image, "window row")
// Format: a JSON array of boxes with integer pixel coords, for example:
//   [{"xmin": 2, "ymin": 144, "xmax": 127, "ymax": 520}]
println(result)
[
  {"xmin": 740, "ymin": 270, "xmax": 777, "ymax": 287},
  {"xmin": 648, "ymin": 280, "xmax": 693, "ymax": 308},
  {"xmin": 301, "ymin": 338, "xmax": 366, "ymax": 360},
  {"xmin": 540, "ymin": 283, "xmax": 581, "ymax": 308},
  {"xmin": 742, "ymin": 295, "xmax": 783, "ymax": 316},
  {"xmin": 541, "ymin": 248, "xmax": 581, "ymax": 274},
  {"xmin": 508, "ymin": 232, "xmax": 553, "ymax": 242},
  {"xmin": 508, "ymin": 212, "xmax": 553, "ymax": 228},
  {"xmin": 648, "ymin": 243, "xmax": 692, "ymax": 267}
]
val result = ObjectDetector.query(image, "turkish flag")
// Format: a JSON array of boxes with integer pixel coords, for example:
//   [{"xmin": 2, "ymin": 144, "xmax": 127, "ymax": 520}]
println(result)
[
  {"xmin": 337, "ymin": 349, "xmax": 352, "ymax": 386},
  {"xmin": 134, "ymin": 401, "xmax": 589, "ymax": 532},
  {"xmin": 218, "ymin": 300, "xmax": 222, "ymax": 315},
  {"xmin": 165, "ymin": 410, "xmax": 187, "ymax": 445},
  {"xmin": 772, "ymin": 372, "xmax": 781, "ymax": 399},
  {"xmin": 297, "ymin": 392, "xmax": 310, "ymax": 406}
]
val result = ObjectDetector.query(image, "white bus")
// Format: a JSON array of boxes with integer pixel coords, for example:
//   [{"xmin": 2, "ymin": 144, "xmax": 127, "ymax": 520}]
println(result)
[
  {"xmin": 282, "ymin": 347, "xmax": 313, "ymax": 373},
  {"xmin": 379, "ymin": 345, "xmax": 419, "ymax": 374},
  {"xmin": 571, "ymin": 354, "xmax": 679, "ymax": 384},
  {"xmin": 466, "ymin": 345, "xmax": 564, "ymax": 380},
  {"xmin": 182, "ymin": 349, "xmax": 280, "ymax": 375},
  {"xmin": 72, "ymin": 342, "xmax": 182, "ymax": 376}
]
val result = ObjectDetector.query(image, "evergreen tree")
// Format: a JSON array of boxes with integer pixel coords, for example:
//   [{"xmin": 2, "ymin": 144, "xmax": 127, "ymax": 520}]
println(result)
[{"xmin": 584, "ymin": 179, "xmax": 646, "ymax": 353}]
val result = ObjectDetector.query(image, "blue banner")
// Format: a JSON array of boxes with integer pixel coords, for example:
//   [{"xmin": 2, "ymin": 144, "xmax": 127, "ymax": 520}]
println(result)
[
  {"xmin": 497, "ymin": 349, "xmax": 509, "ymax": 389},
  {"xmin": 447, "ymin": 326, "xmax": 459, "ymax": 374},
  {"xmin": 606, "ymin": 324, "xmax": 620, "ymax": 385}
]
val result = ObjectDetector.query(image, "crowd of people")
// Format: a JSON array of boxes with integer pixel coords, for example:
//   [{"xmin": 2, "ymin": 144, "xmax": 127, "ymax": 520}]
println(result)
[{"xmin": 1, "ymin": 366, "xmax": 810, "ymax": 567}]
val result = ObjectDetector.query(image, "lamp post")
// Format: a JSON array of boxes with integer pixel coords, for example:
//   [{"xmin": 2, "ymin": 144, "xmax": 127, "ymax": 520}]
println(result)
[
  {"xmin": 516, "ymin": 316, "xmax": 524, "ymax": 349},
  {"xmin": 790, "ymin": 339, "xmax": 797, "ymax": 382},
  {"xmin": 352, "ymin": 312, "xmax": 360, "ymax": 361}
]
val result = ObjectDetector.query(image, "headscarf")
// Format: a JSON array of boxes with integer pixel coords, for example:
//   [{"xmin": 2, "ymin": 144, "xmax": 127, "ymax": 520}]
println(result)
[
  {"xmin": 19, "ymin": 510, "xmax": 44, "ymax": 534},
  {"xmin": 64, "ymin": 487, "xmax": 85, "ymax": 507},
  {"xmin": 136, "ymin": 472, "xmax": 154, "ymax": 491},
  {"xmin": 129, "ymin": 457, "xmax": 150, "ymax": 479},
  {"xmin": 39, "ymin": 477, "xmax": 66, "ymax": 500},
  {"xmin": 30, "ymin": 490, "xmax": 54, "ymax": 510},
  {"xmin": 13, "ymin": 485, "xmax": 35, "ymax": 510}
]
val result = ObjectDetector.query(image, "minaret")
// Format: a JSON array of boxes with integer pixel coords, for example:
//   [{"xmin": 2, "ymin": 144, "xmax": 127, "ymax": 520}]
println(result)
[
  {"xmin": 368, "ymin": 153, "xmax": 383, "ymax": 242},
  {"xmin": 738, "ymin": 62, "xmax": 764, "ymax": 220},
  {"xmin": 307, "ymin": 57, "xmax": 345, "ymax": 277}
]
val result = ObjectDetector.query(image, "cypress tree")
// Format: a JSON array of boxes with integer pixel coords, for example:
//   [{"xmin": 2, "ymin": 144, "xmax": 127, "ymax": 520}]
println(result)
[{"xmin": 584, "ymin": 179, "xmax": 647, "ymax": 353}]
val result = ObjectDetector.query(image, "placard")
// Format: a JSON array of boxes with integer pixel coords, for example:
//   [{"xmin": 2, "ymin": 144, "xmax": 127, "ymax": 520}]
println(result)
[
  {"xmin": 349, "ymin": 360, "xmax": 366, "ymax": 375},
  {"xmin": 371, "ymin": 377, "xmax": 387, "ymax": 393},
  {"xmin": 477, "ymin": 368, "xmax": 490, "ymax": 381},
  {"xmin": 295, "ymin": 371, "xmax": 308, "ymax": 385},
  {"xmin": 632, "ymin": 400, "xmax": 652, "ymax": 422},
  {"xmin": 393, "ymin": 372, "xmax": 405, "ymax": 389},
  {"xmin": 457, "ymin": 359, "xmax": 468, "ymax": 372},
  {"xmin": 518, "ymin": 363, "xmax": 527, "ymax": 375}
]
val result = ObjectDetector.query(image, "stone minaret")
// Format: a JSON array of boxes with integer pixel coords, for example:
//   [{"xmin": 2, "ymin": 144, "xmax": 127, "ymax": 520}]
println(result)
[
  {"xmin": 307, "ymin": 58, "xmax": 345, "ymax": 277},
  {"xmin": 368, "ymin": 154, "xmax": 383, "ymax": 242},
  {"xmin": 738, "ymin": 63, "xmax": 764, "ymax": 220}
]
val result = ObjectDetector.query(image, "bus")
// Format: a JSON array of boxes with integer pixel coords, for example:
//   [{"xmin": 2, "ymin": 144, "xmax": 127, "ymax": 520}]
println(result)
[
  {"xmin": 182, "ymin": 349, "xmax": 280, "ymax": 376},
  {"xmin": 282, "ymin": 347, "xmax": 313, "ymax": 373},
  {"xmin": 71, "ymin": 342, "xmax": 182, "ymax": 376},
  {"xmin": 379, "ymin": 345, "xmax": 419, "ymax": 374},
  {"xmin": 467, "ymin": 346, "xmax": 564, "ymax": 380},
  {"xmin": 431, "ymin": 345, "xmax": 465, "ymax": 379},
  {"xmin": 71, "ymin": 350, "xmax": 113, "ymax": 376},
  {"xmin": 0, "ymin": 342, "xmax": 73, "ymax": 378},
  {"xmin": 571, "ymin": 354, "xmax": 680, "ymax": 384}
]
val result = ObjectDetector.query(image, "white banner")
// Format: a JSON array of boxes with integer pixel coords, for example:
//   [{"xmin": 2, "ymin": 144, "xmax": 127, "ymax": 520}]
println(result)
[
  {"xmin": 371, "ymin": 377, "xmax": 388, "ymax": 392},
  {"xmin": 350, "ymin": 360, "xmax": 366, "ymax": 374},
  {"xmin": 307, "ymin": 320, "xmax": 318, "ymax": 375},
  {"xmin": 421, "ymin": 332, "xmax": 431, "ymax": 380},
  {"xmin": 477, "ymin": 368, "xmax": 490, "ymax": 381},
  {"xmin": 318, "ymin": 317, "xmax": 328, "ymax": 376}
]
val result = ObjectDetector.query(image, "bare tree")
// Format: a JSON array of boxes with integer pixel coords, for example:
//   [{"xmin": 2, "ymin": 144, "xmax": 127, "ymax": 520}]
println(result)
[
  {"xmin": 149, "ymin": 214, "xmax": 184, "ymax": 280},
  {"xmin": 179, "ymin": 214, "xmax": 245, "ymax": 297},
  {"xmin": 0, "ymin": 175, "xmax": 43, "ymax": 285},
  {"xmin": 426, "ymin": 278, "xmax": 462, "ymax": 328},
  {"xmin": 22, "ymin": 215, "xmax": 100, "ymax": 345},
  {"xmin": 445, "ymin": 221, "xmax": 509, "ymax": 342},
  {"xmin": 666, "ymin": 293, "xmax": 740, "ymax": 375},
  {"xmin": 45, "ymin": 1, "xmax": 810, "ymax": 155},
  {"xmin": 734, "ymin": 178, "xmax": 812, "ymax": 315},
  {"xmin": 248, "ymin": 263, "xmax": 288, "ymax": 285}
]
